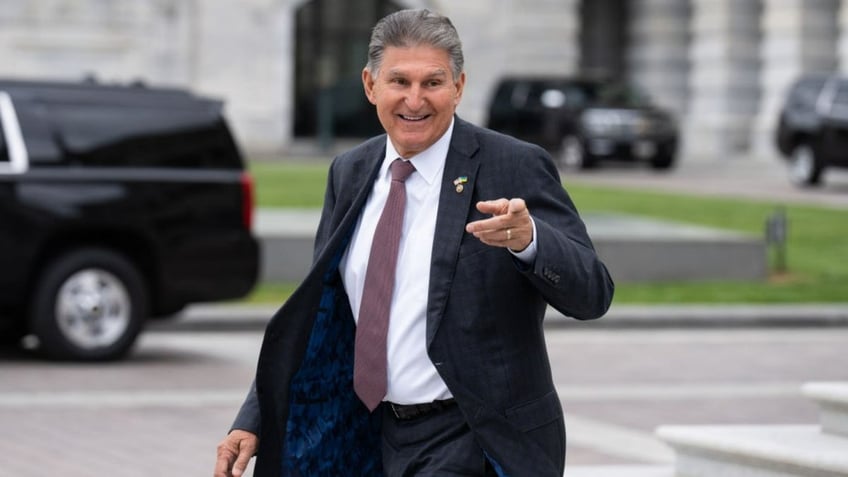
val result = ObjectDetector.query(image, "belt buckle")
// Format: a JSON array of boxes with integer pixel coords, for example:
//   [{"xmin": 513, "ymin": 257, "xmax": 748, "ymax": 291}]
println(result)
[
  {"xmin": 389, "ymin": 402, "xmax": 404, "ymax": 420},
  {"xmin": 390, "ymin": 402, "xmax": 421, "ymax": 420},
  {"xmin": 389, "ymin": 399, "xmax": 454, "ymax": 420}
]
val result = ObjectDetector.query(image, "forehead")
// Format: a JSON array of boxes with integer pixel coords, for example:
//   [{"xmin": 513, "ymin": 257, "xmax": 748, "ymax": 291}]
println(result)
[{"xmin": 381, "ymin": 45, "xmax": 452, "ymax": 75}]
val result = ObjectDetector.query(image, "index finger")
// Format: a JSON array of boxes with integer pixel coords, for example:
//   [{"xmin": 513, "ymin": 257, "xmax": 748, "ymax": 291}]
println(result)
[
  {"xmin": 214, "ymin": 456, "xmax": 233, "ymax": 477},
  {"xmin": 214, "ymin": 444, "xmax": 236, "ymax": 477},
  {"xmin": 465, "ymin": 213, "xmax": 509, "ymax": 234},
  {"xmin": 475, "ymin": 199, "xmax": 510, "ymax": 216}
]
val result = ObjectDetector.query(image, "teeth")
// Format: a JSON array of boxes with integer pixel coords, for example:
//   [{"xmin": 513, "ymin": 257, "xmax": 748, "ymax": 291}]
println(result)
[{"xmin": 401, "ymin": 115, "xmax": 426, "ymax": 121}]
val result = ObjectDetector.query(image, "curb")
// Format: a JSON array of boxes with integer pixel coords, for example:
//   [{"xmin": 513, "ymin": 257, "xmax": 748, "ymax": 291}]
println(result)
[
  {"xmin": 148, "ymin": 303, "xmax": 848, "ymax": 333},
  {"xmin": 547, "ymin": 304, "xmax": 848, "ymax": 328}
]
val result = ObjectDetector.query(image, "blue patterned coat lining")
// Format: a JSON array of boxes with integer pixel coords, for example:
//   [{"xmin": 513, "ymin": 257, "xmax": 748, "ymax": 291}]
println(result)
[
  {"xmin": 279, "ymin": 233, "xmax": 509, "ymax": 476},
  {"xmin": 281, "ymin": 244, "xmax": 382, "ymax": 476}
]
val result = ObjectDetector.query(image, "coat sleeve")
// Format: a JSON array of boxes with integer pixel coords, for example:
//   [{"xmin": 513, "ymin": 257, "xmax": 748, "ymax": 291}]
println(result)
[
  {"xmin": 511, "ymin": 145, "xmax": 614, "ymax": 320},
  {"xmin": 230, "ymin": 380, "xmax": 261, "ymax": 434}
]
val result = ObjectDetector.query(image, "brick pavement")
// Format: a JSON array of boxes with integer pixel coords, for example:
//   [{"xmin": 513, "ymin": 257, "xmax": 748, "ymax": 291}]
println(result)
[{"xmin": 3, "ymin": 326, "xmax": 847, "ymax": 476}]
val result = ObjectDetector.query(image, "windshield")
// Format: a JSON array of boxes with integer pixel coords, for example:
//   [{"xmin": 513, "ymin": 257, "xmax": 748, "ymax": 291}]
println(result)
[{"xmin": 591, "ymin": 82, "xmax": 652, "ymax": 107}]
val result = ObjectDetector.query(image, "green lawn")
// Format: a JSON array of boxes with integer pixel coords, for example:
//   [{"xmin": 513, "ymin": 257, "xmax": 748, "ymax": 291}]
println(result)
[
  {"xmin": 246, "ymin": 161, "xmax": 848, "ymax": 304},
  {"xmin": 251, "ymin": 161, "xmax": 330, "ymax": 207}
]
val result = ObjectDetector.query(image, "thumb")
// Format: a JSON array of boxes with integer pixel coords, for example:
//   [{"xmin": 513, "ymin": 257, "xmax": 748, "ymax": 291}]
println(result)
[{"xmin": 508, "ymin": 198, "xmax": 527, "ymax": 215}]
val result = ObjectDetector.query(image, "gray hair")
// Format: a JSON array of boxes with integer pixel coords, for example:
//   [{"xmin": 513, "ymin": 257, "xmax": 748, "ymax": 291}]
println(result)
[{"xmin": 366, "ymin": 9, "xmax": 464, "ymax": 80}]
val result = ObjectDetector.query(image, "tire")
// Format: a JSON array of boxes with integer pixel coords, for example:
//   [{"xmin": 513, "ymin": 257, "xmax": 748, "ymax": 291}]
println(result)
[
  {"xmin": 0, "ymin": 322, "xmax": 26, "ymax": 346},
  {"xmin": 151, "ymin": 302, "xmax": 187, "ymax": 320},
  {"xmin": 650, "ymin": 152, "xmax": 675, "ymax": 170},
  {"xmin": 560, "ymin": 135, "xmax": 596, "ymax": 170},
  {"xmin": 788, "ymin": 143, "xmax": 824, "ymax": 187},
  {"xmin": 28, "ymin": 248, "xmax": 148, "ymax": 361}
]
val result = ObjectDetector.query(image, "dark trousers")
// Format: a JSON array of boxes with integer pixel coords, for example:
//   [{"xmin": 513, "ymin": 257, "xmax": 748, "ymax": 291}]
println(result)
[{"xmin": 380, "ymin": 403, "xmax": 499, "ymax": 476}]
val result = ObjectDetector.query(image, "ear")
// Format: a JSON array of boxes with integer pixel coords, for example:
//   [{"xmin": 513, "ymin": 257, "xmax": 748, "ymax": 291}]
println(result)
[
  {"xmin": 362, "ymin": 68, "xmax": 377, "ymax": 105},
  {"xmin": 454, "ymin": 72, "xmax": 466, "ymax": 106}
]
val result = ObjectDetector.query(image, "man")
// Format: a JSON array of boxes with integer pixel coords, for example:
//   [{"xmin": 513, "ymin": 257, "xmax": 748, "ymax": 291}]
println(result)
[{"xmin": 216, "ymin": 8, "xmax": 613, "ymax": 477}]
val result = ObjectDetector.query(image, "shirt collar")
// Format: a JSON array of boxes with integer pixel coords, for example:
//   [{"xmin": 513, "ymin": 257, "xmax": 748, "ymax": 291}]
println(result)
[{"xmin": 383, "ymin": 118, "xmax": 454, "ymax": 186}]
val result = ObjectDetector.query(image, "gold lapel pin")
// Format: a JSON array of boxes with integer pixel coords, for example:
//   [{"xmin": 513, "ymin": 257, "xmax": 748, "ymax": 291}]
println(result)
[{"xmin": 453, "ymin": 176, "xmax": 468, "ymax": 193}]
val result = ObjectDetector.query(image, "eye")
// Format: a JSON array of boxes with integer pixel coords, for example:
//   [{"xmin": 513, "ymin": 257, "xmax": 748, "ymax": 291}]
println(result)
[{"xmin": 390, "ymin": 77, "xmax": 407, "ymax": 86}]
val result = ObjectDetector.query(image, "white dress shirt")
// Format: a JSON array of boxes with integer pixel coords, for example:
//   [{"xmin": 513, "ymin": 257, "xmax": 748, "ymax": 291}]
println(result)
[
  {"xmin": 340, "ymin": 119, "xmax": 538, "ymax": 404},
  {"xmin": 340, "ymin": 122, "xmax": 454, "ymax": 404}
]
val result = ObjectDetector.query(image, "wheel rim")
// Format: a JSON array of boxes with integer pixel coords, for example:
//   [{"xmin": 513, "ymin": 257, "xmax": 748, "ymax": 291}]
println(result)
[
  {"xmin": 561, "ymin": 136, "xmax": 584, "ymax": 168},
  {"xmin": 789, "ymin": 145, "xmax": 815, "ymax": 185},
  {"xmin": 55, "ymin": 269, "xmax": 131, "ymax": 350}
]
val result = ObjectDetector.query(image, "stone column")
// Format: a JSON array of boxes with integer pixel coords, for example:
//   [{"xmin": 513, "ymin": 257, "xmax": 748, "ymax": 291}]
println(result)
[
  {"xmin": 752, "ymin": 0, "xmax": 839, "ymax": 160},
  {"xmin": 685, "ymin": 0, "xmax": 762, "ymax": 161},
  {"xmin": 627, "ymin": 0, "xmax": 692, "ymax": 118},
  {"xmin": 447, "ymin": 0, "xmax": 580, "ymax": 126},
  {"xmin": 191, "ymin": 0, "xmax": 290, "ymax": 157},
  {"xmin": 838, "ymin": 0, "xmax": 848, "ymax": 72},
  {"xmin": 0, "ymin": 1, "xmax": 148, "ymax": 80},
  {"xmin": 139, "ymin": 0, "xmax": 197, "ymax": 86}
]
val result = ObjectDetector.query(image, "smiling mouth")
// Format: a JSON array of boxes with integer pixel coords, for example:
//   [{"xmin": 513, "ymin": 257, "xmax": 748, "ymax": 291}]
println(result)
[{"xmin": 399, "ymin": 114, "xmax": 430, "ymax": 121}]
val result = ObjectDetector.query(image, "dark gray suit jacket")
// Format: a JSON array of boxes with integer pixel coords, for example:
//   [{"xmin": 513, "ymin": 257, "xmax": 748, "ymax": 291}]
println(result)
[{"xmin": 233, "ymin": 117, "xmax": 614, "ymax": 476}]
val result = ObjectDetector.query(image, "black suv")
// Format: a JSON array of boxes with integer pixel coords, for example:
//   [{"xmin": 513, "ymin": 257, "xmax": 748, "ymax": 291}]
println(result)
[
  {"xmin": 776, "ymin": 73, "xmax": 848, "ymax": 187},
  {"xmin": 486, "ymin": 76, "xmax": 678, "ymax": 170},
  {"xmin": 0, "ymin": 78, "xmax": 259, "ymax": 360}
]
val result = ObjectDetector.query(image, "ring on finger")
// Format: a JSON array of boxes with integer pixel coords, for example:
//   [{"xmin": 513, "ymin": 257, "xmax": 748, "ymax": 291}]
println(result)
[{"xmin": 506, "ymin": 228, "xmax": 512, "ymax": 241}]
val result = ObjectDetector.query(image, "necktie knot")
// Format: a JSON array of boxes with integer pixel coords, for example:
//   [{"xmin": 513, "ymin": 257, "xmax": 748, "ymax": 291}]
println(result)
[{"xmin": 391, "ymin": 158, "xmax": 416, "ymax": 183}]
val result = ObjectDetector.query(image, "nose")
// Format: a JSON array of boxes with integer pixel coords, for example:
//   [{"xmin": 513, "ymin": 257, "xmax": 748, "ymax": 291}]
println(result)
[{"xmin": 405, "ymin": 84, "xmax": 425, "ymax": 110}]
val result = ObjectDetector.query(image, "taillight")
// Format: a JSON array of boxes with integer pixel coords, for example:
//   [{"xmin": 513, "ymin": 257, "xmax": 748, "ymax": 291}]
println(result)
[{"xmin": 240, "ymin": 171, "xmax": 255, "ymax": 231}]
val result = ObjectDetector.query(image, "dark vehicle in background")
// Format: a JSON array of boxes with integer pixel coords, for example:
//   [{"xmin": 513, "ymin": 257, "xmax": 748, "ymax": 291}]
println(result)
[
  {"xmin": 775, "ymin": 73, "xmax": 848, "ymax": 187},
  {"xmin": 0, "ymin": 78, "xmax": 259, "ymax": 360},
  {"xmin": 486, "ymin": 76, "xmax": 678, "ymax": 170}
]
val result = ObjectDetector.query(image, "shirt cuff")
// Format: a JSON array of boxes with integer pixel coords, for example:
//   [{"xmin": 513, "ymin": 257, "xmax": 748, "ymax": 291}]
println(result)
[{"xmin": 509, "ymin": 217, "xmax": 537, "ymax": 264}]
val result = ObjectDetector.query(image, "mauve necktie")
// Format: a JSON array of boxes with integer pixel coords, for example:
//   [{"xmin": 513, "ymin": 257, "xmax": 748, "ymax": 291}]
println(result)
[{"xmin": 354, "ymin": 158, "xmax": 416, "ymax": 411}]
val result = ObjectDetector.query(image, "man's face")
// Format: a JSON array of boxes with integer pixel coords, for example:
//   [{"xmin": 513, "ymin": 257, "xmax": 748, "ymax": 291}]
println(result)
[{"xmin": 362, "ymin": 45, "xmax": 465, "ymax": 158}]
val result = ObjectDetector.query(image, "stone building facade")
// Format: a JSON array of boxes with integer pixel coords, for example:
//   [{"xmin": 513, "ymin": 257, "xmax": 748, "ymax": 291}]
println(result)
[{"xmin": 0, "ymin": 0, "xmax": 845, "ymax": 161}]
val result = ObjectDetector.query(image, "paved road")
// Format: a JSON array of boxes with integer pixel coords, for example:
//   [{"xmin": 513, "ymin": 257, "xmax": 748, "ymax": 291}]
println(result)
[
  {"xmin": 563, "ymin": 155, "xmax": 848, "ymax": 210},
  {"xmin": 2, "ymin": 319, "xmax": 846, "ymax": 476}
]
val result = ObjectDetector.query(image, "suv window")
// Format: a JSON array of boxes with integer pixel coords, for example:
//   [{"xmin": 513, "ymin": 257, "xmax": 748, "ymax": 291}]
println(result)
[
  {"xmin": 0, "ymin": 115, "xmax": 7, "ymax": 166},
  {"xmin": 830, "ymin": 80, "xmax": 848, "ymax": 119},
  {"xmin": 789, "ymin": 76, "xmax": 827, "ymax": 110},
  {"xmin": 0, "ymin": 92, "xmax": 19, "ymax": 171},
  {"xmin": 595, "ymin": 82, "xmax": 650, "ymax": 108},
  {"xmin": 45, "ymin": 102, "xmax": 240, "ymax": 169}
]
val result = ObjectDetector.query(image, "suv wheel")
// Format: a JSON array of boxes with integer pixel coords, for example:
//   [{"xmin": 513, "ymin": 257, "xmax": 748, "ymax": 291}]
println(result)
[
  {"xmin": 28, "ymin": 248, "xmax": 148, "ymax": 361},
  {"xmin": 560, "ymin": 136, "xmax": 595, "ymax": 169},
  {"xmin": 650, "ymin": 152, "xmax": 675, "ymax": 170},
  {"xmin": 789, "ymin": 143, "xmax": 824, "ymax": 187}
]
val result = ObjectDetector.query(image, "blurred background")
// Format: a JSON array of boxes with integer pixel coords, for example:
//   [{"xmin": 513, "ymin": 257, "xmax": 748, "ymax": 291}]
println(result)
[
  {"xmin": 2, "ymin": 2, "xmax": 848, "ymax": 476},
  {"xmin": 0, "ymin": 0, "xmax": 841, "ymax": 162}
]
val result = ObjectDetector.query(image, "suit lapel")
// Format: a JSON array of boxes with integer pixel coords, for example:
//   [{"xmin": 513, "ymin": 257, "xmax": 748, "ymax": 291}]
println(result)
[
  {"xmin": 426, "ymin": 118, "xmax": 481, "ymax": 345},
  {"xmin": 323, "ymin": 137, "xmax": 386, "ymax": 258}
]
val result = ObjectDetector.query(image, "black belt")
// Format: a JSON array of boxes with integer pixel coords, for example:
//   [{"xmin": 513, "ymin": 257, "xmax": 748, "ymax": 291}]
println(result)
[{"xmin": 387, "ymin": 398, "xmax": 457, "ymax": 420}]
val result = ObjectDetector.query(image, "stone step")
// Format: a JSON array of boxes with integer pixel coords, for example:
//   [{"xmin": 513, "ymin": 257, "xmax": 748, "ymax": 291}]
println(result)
[
  {"xmin": 254, "ymin": 209, "xmax": 766, "ymax": 283},
  {"xmin": 804, "ymin": 382, "xmax": 848, "ymax": 438},
  {"xmin": 657, "ymin": 424, "xmax": 848, "ymax": 477},
  {"xmin": 564, "ymin": 465, "xmax": 673, "ymax": 477}
]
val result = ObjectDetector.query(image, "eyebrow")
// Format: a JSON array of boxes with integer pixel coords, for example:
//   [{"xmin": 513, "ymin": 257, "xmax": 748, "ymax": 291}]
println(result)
[{"xmin": 385, "ymin": 68, "xmax": 449, "ymax": 79}]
